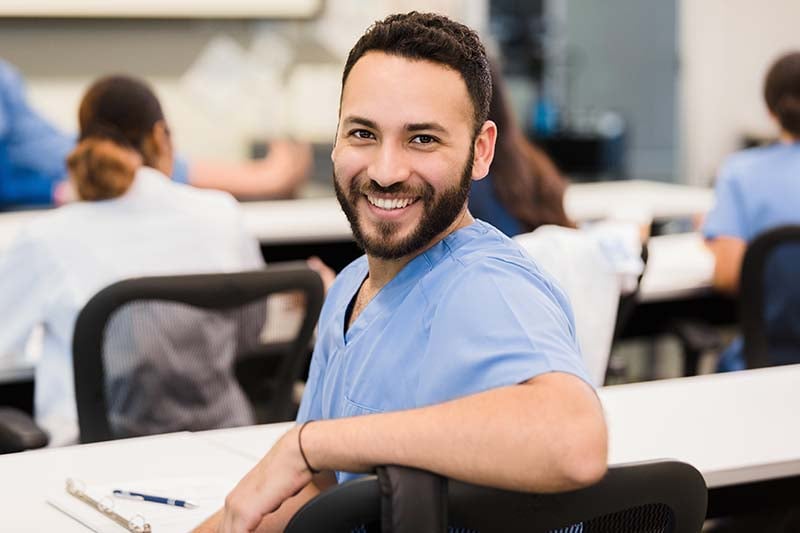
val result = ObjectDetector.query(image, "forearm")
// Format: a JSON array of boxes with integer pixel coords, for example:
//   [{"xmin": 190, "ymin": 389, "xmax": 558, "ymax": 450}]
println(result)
[
  {"xmin": 189, "ymin": 160, "xmax": 299, "ymax": 199},
  {"xmin": 301, "ymin": 373, "xmax": 607, "ymax": 492},
  {"xmin": 706, "ymin": 237, "xmax": 746, "ymax": 295}
]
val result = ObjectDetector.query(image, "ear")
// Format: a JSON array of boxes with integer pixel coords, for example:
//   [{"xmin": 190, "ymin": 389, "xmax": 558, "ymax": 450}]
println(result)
[{"xmin": 471, "ymin": 120, "xmax": 497, "ymax": 181}]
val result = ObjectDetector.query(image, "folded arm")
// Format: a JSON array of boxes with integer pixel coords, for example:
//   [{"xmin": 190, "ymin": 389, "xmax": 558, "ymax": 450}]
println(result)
[{"xmin": 213, "ymin": 371, "xmax": 606, "ymax": 532}]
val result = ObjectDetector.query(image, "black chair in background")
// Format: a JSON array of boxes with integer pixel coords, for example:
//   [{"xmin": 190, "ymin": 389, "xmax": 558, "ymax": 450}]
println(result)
[
  {"xmin": 72, "ymin": 262, "xmax": 323, "ymax": 444},
  {"xmin": 285, "ymin": 460, "xmax": 707, "ymax": 533},
  {"xmin": 740, "ymin": 225, "xmax": 800, "ymax": 369}
]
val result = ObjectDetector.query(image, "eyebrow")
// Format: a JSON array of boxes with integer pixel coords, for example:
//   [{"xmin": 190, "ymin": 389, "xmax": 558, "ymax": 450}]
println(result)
[
  {"xmin": 342, "ymin": 116, "xmax": 378, "ymax": 130},
  {"xmin": 341, "ymin": 116, "xmax": 448, "ymax": 135},
  {"xmin": 405, "ymin": 122, "xmax": 447, "ymax": 134}
]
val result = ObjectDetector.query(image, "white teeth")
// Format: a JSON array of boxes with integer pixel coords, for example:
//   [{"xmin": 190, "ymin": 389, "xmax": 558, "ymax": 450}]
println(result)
[{"xmin": 367, "ymin": 196, "xmax": 415, "ymax": 210}]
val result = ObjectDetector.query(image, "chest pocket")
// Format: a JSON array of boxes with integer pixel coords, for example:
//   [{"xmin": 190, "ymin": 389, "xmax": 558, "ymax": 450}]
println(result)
[{"xmin": 341, "ymin": 312, "xmax": 430, "ymax": 416}]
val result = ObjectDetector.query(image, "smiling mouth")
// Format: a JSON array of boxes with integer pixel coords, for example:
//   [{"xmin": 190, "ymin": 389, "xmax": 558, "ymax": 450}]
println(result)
[{"xmin": 365, "ymin": 194, "xmax": 420, "ymax": 210}]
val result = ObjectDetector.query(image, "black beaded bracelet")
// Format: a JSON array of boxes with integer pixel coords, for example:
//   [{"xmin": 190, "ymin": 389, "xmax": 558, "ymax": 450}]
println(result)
[{"xmin": 298, "ymin": 420, "xmax": 320, "ymax": 474}]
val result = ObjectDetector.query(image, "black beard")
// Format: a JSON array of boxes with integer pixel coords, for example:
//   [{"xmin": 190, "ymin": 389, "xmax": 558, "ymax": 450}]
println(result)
[{"xmin": 334, "ymin": 152, "xmax": 474, "ymax": 260}]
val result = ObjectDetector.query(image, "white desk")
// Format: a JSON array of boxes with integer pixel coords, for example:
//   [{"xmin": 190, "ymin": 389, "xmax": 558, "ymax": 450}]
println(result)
[
  {"xmin": 638, "ymin": 232, "xmax": 714, "ymax": 303},
  {"xmin": 0, "ymin": 182, "xmax": 715, "ymax": 385},
  {"xmin": 4, "ymin": 366, "xmax": 798, "ymax": 529},
  {"xmin": 191, "ymin": 366, "xmax": 800, "ymax": 491},
  {"xmin": 564, "ymin": 179, "xmax": 714, "ymax": 222},
  {"xmin": 0, "ymin": 180, "xmax": 714, "ymax": 249},
  {"xmin": 599, "ymin": 364, "xmax": 800, "ymax": 488},
  {"xmin": 0, "ymin": 431, "xmax": 255, "ymax": 532}
]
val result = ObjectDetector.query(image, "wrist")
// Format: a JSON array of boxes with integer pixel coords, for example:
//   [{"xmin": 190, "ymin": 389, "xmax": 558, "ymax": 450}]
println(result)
[{"xmin": 297, "ymin": 421, "xmax": 320, "ymax": 474}]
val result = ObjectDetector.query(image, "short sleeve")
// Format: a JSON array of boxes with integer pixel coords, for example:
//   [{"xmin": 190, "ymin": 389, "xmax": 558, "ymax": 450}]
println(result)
[
  {"xmin": 295, "ymin": 345, "xmax": 326, "ymax": 423},
  {"xmin": 703, "ymin": 160, "xmax": 747, "ymax": 240},
  {"xmin": 171, "ymin": 155, "xmax": 190, "ymax": 184},
  {"xmin": 418, "ymin": 259, "xmax": 591, "ymax": 406}
]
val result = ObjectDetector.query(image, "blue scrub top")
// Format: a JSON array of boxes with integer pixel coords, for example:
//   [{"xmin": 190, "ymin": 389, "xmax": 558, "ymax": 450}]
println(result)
[
  {"xmin": 703, "ymin": 143, "xmax": 800, "ymax": 242},
  {"xmin": 0, "ymin": 60, "xmax": 189, "ymax": 208},
  {"xmin": 0, "ymin": 60, "xmax": 73, "ymax": 206},
  {"xmin": 703, "ymin": 143, "xmax": 800, "ymax": 371},
  {"xmin": 297, "ymin": 220, "xmax": 590, "ymax": 483},
  {"xmin": 469, "ymin": 174, "xmax": 524, "ymax": 237}
]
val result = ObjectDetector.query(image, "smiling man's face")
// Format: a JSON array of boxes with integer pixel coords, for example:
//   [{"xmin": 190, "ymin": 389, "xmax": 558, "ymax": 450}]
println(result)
[{"xmin": 332, "ymin": 51, "xmax": 485, "ymax": 260}]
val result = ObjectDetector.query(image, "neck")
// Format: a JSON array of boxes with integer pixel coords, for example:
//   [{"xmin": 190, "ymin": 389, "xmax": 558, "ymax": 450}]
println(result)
[{"xmin": 365, "ymin": 207, "xmax": 474, "ymax": 290}]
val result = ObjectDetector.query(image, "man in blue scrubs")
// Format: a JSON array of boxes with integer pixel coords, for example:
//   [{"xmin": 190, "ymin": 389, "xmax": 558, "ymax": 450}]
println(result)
[{"xmin": 205, "ymin": 13, "xmax": 607, "ymax": 533}]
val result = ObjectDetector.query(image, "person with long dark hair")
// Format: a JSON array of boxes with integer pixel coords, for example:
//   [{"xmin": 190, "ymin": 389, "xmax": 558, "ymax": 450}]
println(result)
[
  {"xmin": 0, "ymin": 75, "xmax": 264, "ymax": 445},
  {"xmin": 469, "ymin": 61, "xmax": 574, "ymax": 236}
]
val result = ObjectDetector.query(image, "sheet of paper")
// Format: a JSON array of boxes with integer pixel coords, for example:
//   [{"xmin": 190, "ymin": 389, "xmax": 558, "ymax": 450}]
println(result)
[{"xmin": 47, "ymin": 476, "xmax": 239, "ymax": 533}]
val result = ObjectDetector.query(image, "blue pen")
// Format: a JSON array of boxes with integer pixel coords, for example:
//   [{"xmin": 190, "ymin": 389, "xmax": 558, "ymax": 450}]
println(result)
[{"xmin": 112, "ymin": 489, "xmax": 198, "ymax": 509}]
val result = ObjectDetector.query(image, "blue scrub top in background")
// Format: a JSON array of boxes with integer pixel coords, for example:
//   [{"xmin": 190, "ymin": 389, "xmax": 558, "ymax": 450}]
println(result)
[
  {"xmin": 703, "ymin": 143, "xmax": 800, "ymax": 242},
  {"xmin": 703, "ymin": 142, "xmax": 800, "ymax": 371},
  {"xmin": 468, "ymin": 174, "xmax": 524, "ymax": 237},
  {"xmin": 0, "ymin": 60, "xmax": 73, "ymax": 206}
]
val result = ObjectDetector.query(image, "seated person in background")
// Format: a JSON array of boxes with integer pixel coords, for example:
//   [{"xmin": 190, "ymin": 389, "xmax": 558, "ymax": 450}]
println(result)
[
  {"xmin": 0, "ymin": 75, "xmax": 265, "ymax": 446},
  {"xmin": 200, "ymin": 12, "xmax": 607, "ymax": 533},
  {"xmin": 0, "ymin": 58, "xmax": 311, "ymax": 208},
  {"xmin": 703, "ymin": 51, "xmax": 800, "ymax": 371},
  {"xmin": 468, "ymin": 61, "xmax": 574, "ymax": 237}
]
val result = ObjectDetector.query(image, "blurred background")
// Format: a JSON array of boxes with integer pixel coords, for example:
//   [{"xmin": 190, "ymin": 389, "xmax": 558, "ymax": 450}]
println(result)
[{"xmin": 2, "ymin": 0, "xmax": 798, "ymax": 193}]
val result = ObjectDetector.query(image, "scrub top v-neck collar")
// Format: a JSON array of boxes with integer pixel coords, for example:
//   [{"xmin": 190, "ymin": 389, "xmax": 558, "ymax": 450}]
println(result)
[{"xmin": 341, "ymin": 221, "xmax": 487, "ymax": 346}]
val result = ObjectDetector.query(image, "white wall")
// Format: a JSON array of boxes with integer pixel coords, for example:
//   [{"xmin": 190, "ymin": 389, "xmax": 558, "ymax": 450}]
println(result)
[
  {"xmin": 680, "ymin": 0, "xmax": 800, "ymax": 185},
  {"xmin": 4, "ymin": 1, "xmax": 487, "ymax": 164}
]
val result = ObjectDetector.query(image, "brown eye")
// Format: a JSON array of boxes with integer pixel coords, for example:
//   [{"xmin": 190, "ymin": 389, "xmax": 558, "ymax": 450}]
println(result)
[{"xmin": 411, "ymin": 135, "xmax": 436, "ymax": 144}]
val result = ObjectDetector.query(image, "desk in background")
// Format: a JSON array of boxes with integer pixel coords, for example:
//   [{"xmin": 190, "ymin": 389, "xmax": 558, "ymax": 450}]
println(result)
[
  {"xmin": 199, "ymin": 365, "xmax": 800, "ymax": 518},
  {"xmin": 0, "ymin": 181, "xmax": 718, "ymax": 387},
  {"xmin": 599, "ymin": 364, "xmax": 800, "ymax": 517}
]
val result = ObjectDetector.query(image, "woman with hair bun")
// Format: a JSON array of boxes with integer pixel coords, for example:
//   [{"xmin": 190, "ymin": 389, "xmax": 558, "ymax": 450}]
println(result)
[
  {"xmin": 703, "ymin": 51, "xmax": 800, "ymax": 370},
  {"xmin": 0, "ymin": 75, "xmax": 264, "ymax": 445}
]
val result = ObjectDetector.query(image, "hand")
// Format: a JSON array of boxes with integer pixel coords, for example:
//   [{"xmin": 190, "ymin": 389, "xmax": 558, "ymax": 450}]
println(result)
[
  {"xmin": 258, "ymin": 140, "xmax": 313, "ymax": 196},
  {"xmin": 306, "ymin": 257, "xmax": 337, "ymax": 294},
  {"xmin": 218, "ymin": 426, "xmax": 313, "ymax": 533}
]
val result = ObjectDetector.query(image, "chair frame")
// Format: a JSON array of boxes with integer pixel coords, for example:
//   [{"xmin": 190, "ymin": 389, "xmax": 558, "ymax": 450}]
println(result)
[
  {"xmin": 739, "ymin": 225, "xmax": 800, "ymax": 368},
  {"xmin": 286, "ymin": 460, "xmax": 708, "ymax": 533},
  {"xmin": 72, "ymin": 262, "xmax": 324, "ymax": 444}
]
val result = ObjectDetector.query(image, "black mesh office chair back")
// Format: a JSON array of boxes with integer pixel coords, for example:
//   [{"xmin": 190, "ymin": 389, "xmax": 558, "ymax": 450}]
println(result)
[
  {"xmin": 285, "ymin": 460, "xmax": 707, "ymax": 533},
  {"xmin": 740, "ymin": 225, "xmax": 800, "ymax": 368},
  {"xmin": 72, "ymin": 263, "xmax": 324, "ymax": 444}
]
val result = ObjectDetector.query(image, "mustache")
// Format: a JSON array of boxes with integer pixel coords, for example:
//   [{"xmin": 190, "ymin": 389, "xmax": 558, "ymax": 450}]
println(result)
[{"xmin": 354, "ymin": 179, "xmax": 432, "ymax": 199}]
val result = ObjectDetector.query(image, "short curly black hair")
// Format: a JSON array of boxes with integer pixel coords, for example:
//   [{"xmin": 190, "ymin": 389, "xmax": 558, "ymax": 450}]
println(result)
[{"xmin": 342, "ymin": 11, "xmax": 492, "ymax": 135}]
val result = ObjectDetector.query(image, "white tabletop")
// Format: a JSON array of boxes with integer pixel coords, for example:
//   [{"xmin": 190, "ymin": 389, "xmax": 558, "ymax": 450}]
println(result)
[
  {"xmin": 638, "ymin": 232, "xmax": 714, "ymax": 303},
  {"xmin": 599, "ymin": 364, "xmax": 800, "ymax": 488},
  {"xmin": 564, "ymin": 179, "xmax": 714, "ymax": 222},
  {"xmin": 191, "ymin": 366, "xmax": 800, "ymax": 491},
  {"xmin": 4, "ymin": 366, "xmax": 797, "ymax": 529},
  {"xmin": 0, "ymin": 180, "xmax": 714, "ymax": 250},
  {"xmin": 0, "ymin": 431, "xmax": 256, "ymax": 532}
]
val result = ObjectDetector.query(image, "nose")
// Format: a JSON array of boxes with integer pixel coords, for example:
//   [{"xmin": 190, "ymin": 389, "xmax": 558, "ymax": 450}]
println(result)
[{"xmin": 367, "ymin": 143, "xmax": 412, "ymax": 188}]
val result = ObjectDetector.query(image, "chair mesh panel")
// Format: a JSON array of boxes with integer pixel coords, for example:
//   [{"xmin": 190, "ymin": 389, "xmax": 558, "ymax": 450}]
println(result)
[
  {"xmin": 578, "ymin": 502, "xmax": 674, "ymax": 533},
  {"xmin": 348, "ymin": 504, "xmax": 674, "ymax": 533},
  {"xmin": 102, "ymin": 296, "xmax": 280, "ymax": 438}
]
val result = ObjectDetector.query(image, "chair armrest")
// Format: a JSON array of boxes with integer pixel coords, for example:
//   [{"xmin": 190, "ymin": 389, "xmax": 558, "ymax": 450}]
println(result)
[{"xmin": 0, "ymin": 407, "xmax": 49, "ymax": 453}]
